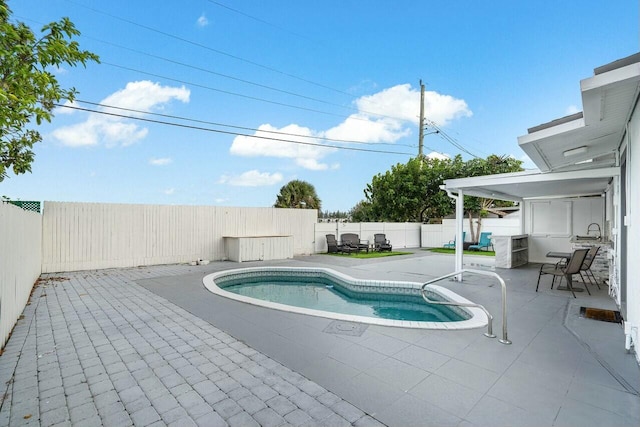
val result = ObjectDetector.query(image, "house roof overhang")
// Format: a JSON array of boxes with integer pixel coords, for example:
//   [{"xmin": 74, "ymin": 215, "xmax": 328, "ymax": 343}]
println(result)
[
  {"xmin": 443, "ymin": 53, "xmax": 638, "ymax": 203},
  {"xmin": 518, "ymin": 53, "xmax": 640, "ymax": 173}
]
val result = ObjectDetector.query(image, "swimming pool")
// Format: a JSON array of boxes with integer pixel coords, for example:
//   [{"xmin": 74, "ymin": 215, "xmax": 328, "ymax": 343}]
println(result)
[{"xmin": 203, "ymin": 267, "xmax": 487, "ymax": 329}]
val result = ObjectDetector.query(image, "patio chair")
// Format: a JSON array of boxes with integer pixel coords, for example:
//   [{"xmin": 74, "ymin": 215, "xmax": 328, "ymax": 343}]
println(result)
[
  {"xmin": 326, "ymin": 234, "xmax": 350, "ymax": 254},
  {"xmin": 536, "ymin": 248, "xmax": 589, "ymax": 298},
  {"xmin": 443, "ymin": 231, "xmax": 466, "ymax": 249},
  {"xmin": 580, "ymin": 246, "xmax": 601, "ymax": 290},
  {"xmin": 468, "ymin": 232, "xmax": 493, "ymax": 251},
  {"xmin": 340, "ymin": 233, "xmax": 369, "ymax": 252},
  {"xmin": 374, "ymin": 234, "xmax": 392, "ymax": 252}
]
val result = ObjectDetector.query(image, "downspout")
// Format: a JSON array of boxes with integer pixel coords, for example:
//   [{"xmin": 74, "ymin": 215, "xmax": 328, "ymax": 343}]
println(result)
[{"xmin": 443, "ymin": 186, "xmax": 464, "ymax": 281}]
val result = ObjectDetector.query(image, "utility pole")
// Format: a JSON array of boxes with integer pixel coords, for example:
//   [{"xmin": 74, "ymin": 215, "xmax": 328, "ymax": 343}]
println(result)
[{"xmin": 418, "ymin": 79, "xmax": 425, "ymax": 158}]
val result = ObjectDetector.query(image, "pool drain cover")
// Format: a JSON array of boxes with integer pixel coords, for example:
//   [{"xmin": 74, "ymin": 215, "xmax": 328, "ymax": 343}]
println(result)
[
  {"xmin": 579, "ymin": 307, "xmax": 623, "ymax": 323},
  {"xmin": 323, "ymin": 321, "xmax": 368, "ymax": 336}
]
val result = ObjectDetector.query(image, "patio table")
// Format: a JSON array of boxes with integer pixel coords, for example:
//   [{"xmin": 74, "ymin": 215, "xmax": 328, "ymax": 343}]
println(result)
[{"xmin": 545, "ymin": 251, "xmax": 584, "ymax": 292}]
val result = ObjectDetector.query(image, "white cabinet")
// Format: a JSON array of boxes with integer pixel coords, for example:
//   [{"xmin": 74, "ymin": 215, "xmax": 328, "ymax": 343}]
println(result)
[{"xmin": 494, "ymin": 235, "xmax": 528, "ymax": 268}]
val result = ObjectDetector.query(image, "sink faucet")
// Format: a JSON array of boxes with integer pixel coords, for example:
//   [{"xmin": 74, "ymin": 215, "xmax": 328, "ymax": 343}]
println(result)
[{"xmin": 587, "ymin": 223, "xmax": 601, "ymax": 239}]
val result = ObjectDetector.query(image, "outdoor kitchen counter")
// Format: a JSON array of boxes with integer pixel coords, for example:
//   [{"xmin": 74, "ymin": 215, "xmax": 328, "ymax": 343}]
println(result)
[{"xmin": 569, "ymin": 237, "xmax": 612, "ymax": 283}]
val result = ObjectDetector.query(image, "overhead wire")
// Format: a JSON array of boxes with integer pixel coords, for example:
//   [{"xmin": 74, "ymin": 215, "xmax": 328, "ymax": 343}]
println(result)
[
  {"xmin": 22, "ymin": 3, "xmax": 482, "ymax": 159},
  {"xmin": 204, "ymin": 0, "xmax": 315, "ymax": 42},
  {"xmin": 63, "ymin": 0, "xmax": 354, "ymax": 97},
  {"xmin": 55, "ymin": 103, "xmax": 416, "ymax": 157},
  {"xmin": 72, "ymin": 99, "xmax": 418, "ymax": 148}
]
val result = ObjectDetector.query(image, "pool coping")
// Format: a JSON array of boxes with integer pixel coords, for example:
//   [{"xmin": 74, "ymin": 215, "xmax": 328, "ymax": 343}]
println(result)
[{"xmin": 202, "ymin": 266, "xmax": 488, "ymax": 330}]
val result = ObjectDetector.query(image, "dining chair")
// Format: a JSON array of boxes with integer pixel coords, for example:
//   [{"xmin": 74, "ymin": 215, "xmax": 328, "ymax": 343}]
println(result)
[{"xmin": 536, "ymin": 248, "xmax": 590, "ymax": 298}]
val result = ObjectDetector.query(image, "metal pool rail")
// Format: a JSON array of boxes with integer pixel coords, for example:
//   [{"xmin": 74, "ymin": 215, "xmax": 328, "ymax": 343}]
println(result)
[{"xmin": 421, "ymin": 269, "xmax": 511, "ymax": 344}]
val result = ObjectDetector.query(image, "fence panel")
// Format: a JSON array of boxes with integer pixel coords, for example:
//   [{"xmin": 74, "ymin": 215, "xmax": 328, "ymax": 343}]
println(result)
[
  {"xmin": 42, "ymin": 202, "xmax": 316, "ymax": 273},
  {"xmin": 0, "ymin": 203, "xmax": 42, "ymax": 348},
  {"xmin": 421, "ymin": 224, "xmax": 445, "ymax": 248}
]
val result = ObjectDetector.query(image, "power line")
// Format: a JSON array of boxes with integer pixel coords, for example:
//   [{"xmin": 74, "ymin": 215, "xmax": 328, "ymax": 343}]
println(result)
[
  {"xmin": 18, "ymin": 6, "xmax": 481, "ymax": 158},
  {"xmin": 63, "ymin": 0, "xmax": 353, "ymax": 97},
  {"xmin": 83, "ymin": 36, "xmax": 354, "ymax": 111},
  {"xmin": 73, "ymin": 99, "xmax": 417, "ymax": 148},
  {"xmin": 101, "ymin": 61, "xmax": 357, "ymax": 120},
  {"xmin": 55, "ymin": 103, "xmax": 415, "ymax": 156},
  {"xmin": 424, "ymin": 119, "xmax": 481, "ymax": 158},
  {"xmin": 103, "ymin": 58, "xmax": 479, "ymax": 158},
  {"xmin": 205, "ymin": 0, "xmax": 315, "ymax": 42}
]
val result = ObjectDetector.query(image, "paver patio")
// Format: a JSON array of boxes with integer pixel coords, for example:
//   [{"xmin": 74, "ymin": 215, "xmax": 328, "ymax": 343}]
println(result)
[{"xmin": 0, "ymin": 251, "xmax": 638, "ymax": 426}]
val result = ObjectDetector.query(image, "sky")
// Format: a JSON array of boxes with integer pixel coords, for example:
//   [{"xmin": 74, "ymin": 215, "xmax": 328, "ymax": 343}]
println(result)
[{"xmin": 3, "ymin": 0, "xmax": 639, "ymax": 212}]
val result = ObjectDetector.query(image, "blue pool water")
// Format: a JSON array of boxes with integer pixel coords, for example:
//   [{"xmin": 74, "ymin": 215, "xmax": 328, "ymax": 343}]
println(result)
[{"xmin": 219, "ymin": 274, "xmax": 468, "ymax": 322}]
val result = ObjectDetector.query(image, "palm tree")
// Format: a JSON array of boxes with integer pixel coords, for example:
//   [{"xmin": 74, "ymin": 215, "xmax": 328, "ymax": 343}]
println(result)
[{"xmin": 274, "ymin": 180, "xmax": 321, "ymax": 210}]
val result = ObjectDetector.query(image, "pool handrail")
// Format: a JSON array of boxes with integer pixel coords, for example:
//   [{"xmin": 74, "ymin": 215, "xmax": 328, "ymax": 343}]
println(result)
[{"xmin": 421, "ymin": 269, "xmax": 511, "ymax": 344}]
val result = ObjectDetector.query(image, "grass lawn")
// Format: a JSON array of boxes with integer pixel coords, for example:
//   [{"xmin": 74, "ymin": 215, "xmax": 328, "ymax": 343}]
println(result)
[
  {"xmin": 325, "ymin": 251, "xmax": 411, "ymax": 259},
  {"xmin": 426, "ymin": 248, "xmax": 495, "ymax": 256}
]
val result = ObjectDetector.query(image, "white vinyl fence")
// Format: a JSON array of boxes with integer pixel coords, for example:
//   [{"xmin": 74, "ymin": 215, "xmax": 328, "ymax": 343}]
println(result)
[
  {"xmin": 315, "ymin": 216, "xmax": 522, "ymax": 253},
  {"xmin": 42, "ymin": 202, "xmax": 317, "ymax": 273},
  {"xmin": 0, "ymin": 202, "xmax": 42, "ymax": 348},
  {"xmin": 315, "ymin": 222, "xmax": 423, "ymax": 253}
]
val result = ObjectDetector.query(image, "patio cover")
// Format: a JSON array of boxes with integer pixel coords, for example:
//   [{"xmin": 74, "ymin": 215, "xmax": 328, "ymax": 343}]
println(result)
[
  {"xmin": 443, "ymin": 167, "xmax": 617, "ymax": 202},
  {"xmin": 439, "ymin": 52, "xmax": 640, "ymax": 276}
]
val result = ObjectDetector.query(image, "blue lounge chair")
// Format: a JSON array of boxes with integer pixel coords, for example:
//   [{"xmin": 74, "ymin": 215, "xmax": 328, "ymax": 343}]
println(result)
[
  {"xmin": 443, "ymin": 232, "xmax": 466, "ymax": 249},
  {"xmin": 469, "ymin": 232, "xmax": 493, "ymax": 251}
]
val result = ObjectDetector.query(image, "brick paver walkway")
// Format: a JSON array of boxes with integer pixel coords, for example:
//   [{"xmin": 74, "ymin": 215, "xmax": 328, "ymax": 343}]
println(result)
[{"xmin": 0, "ymin": 267, "xmax": 384, "ymax": 426}]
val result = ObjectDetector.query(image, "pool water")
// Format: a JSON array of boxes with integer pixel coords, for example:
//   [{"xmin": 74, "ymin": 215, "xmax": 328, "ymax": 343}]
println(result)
[{"xmin": 220, "ymin": 275, "xmax": 467, "ymax": 322}]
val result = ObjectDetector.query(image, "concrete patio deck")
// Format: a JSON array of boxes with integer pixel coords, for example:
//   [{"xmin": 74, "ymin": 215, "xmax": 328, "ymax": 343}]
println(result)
[{"xmin": 0, "ymin": 250, "xmax": 638, "ymax": 426}]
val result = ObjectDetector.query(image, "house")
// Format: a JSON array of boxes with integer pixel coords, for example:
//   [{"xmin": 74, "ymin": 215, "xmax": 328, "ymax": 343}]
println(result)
[{"xmin": 443, "ymin": 53, "xmax": 640, "ymax": 363}]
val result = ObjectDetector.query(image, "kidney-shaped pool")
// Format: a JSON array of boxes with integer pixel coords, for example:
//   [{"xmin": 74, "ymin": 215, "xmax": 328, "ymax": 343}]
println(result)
[{"xmin": 203, "ymin": 267, "xmax": 487, "ymax": 330}]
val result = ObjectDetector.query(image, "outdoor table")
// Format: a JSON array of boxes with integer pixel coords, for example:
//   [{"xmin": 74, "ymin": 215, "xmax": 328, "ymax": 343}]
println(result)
[
  {"xmin": 545, "ymin": 251, "xmax": 584, "ymax": 292},
  {"xmin": 546, "ymin": 251, "xmax": 571, "ymax": 261}
]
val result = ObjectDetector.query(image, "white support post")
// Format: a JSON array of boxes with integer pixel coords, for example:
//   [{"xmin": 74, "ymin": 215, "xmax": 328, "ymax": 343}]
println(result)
[{"xmin": 455, "ymin": 190, "xmax": 464, "ymax": 281}]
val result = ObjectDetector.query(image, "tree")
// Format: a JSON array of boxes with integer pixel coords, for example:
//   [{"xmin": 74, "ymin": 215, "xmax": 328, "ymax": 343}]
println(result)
[
  {"xmin": 0, "ymin": 1, "xmax": 99, "ymax": 181},
  {"xmin": 358, "ymin": 156, "xmax": 465, "ymax": 222},
  {"xmin": 352, "ymin": 154, "xmax": 523, "ymax": 228},
  {"xmin": 274, "ymin": 180, "xmax": 321, "ymax": 210},
  {"xmin": 461, "ymin": 155, "xmax": 523, "ymax": 241},
  {"xmin": 349, "ymin": 200, "xmax": 373, "ymax": 222}
]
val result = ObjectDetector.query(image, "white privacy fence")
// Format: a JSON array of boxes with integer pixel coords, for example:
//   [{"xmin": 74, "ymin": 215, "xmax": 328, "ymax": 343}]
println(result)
[
  {"xmin": 315, "ymin": 216, "xmax": 522, "ymax": 252},
  {"xmin": 314, "ymin": 222, "xmax": 422, "ymax": 252},
  {"xmin": 0, "ymin": 203, "xmax": 42, "ymax": 348},
  {"xmin": 42, "ymin": 202, "xmax": 317, "ymax": 273}
]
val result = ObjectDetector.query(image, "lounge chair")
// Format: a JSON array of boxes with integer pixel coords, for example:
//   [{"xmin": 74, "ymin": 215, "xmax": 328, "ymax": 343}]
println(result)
[
  {"xmin": 443, "ymin": 231, "xmax": 466, "ymax": 249},
  {"xmin": 340, "ymin": 233, "xmax": 369, "ymax": 252},
  {"xmin": 374, "ymin": 234, "xmax": 392, "ymax": 252},
  {"xmin": 536, "ymin": 248, "xmax": 589, "ymax": 298},
  {"xmin": 469, "ymin": 232, "xmax": 493, "ymax": 251},
  {"xmin": 326, "ymin": 234, "xmax": 350, "ymax": 254}
]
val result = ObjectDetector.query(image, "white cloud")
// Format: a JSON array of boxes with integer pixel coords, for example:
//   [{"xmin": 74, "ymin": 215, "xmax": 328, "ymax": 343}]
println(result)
[
  {"xmin": 353, "ymin": 84, "xmax": 472, "ymax": 126},
  {"xmin": 230, "ymin": 83, "xmax": 471, "ymax": 168},
  {"xmin": 52, "ymin": 81, "xmax": 190, "ymax": 147},
  {"xmin": 149, "ymin": 157, "xmax": 172, "ymax": 166},
  {"xmin": 197, "ymin": 14, "xmax": 209, "ymax": 27},
  {"xmin": 230, "ymin": 124, "xmax": 335, "ymax": 171},
  {"xmin": 565, "ymin": 105, "xmax": 581, "ymax": 115},
  {"xmin": 426, "ymin": 151, "xmax": 450, "ymax": 160},
  {"xmin": 164, "ymin": 188, "xmax": 175, "ymax": 195},
  {"xmin": 295, "ymin": 158, "xmax": 328, "ymax": 171},
  {"xmin": 218, "ymin": 170, "xmax": 284, "ymax": 187}
]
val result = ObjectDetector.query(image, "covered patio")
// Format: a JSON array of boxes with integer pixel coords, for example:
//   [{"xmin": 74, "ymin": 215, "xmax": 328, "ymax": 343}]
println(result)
[{"xmin": 443, "ymin": 52, "xmax": 640, "ymax": 363}]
